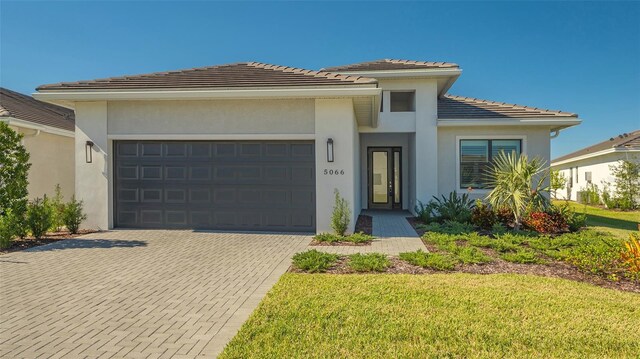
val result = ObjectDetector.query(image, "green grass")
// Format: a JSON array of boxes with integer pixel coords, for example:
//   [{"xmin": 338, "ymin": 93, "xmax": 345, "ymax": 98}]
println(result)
[
  {"xmin": 555, "ymin": 200, "xmax": 639, "ymax": 238},
  {"xmin": 220, "ymin": 274, "xmax": 640, "ymax": 358},
  {"xmin": 348, "ymin": 253, "xmax": 390, "ymax": 272}
]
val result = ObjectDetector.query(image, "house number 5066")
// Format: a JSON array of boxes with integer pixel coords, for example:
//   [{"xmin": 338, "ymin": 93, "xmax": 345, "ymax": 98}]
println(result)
[{"xmin": 324, "ymin": 169, "xmax": 345, "ymax": 175}]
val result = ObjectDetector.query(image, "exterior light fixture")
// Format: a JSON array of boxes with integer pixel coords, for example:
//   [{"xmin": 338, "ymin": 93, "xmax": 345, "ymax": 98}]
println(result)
[
  {"xmin": 85, "ymin": 141, "xmax": 94, "ymax": 163},
  {"xmin": 326, "ymin": 138, "xmax": 334, "ymax": 162}
]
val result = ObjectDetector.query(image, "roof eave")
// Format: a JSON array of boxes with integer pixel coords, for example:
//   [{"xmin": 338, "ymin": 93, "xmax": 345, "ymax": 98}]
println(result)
[
  {"xmin": 551, "ymin": 147, "xmax": 640, "ymax": 167},
  {"xmin": 437, "ymin": 117, "xmax": 581, "ymax": 129},
  {"xmin": 34, "ymin": 86, "xmax": 382, "ymax": 107},
  {"xmin": 0, "ymin": 116, "xmax": 74, "ymax": 137}
]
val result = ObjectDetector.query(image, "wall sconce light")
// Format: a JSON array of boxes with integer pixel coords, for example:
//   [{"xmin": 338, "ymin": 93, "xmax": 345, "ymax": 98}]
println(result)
[
  {"xmin": 327, "ymin": 138, "xmax": 334, "ymax": 163},
  {"xmin": 85, "ymin": 141, "xmax": 94, "ymax": 163}
]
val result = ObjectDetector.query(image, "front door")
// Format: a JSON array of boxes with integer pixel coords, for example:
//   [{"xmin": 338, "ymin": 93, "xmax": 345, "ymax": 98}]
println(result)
[{"xmin": 367, "ymin": 147, "xmax": 402, "ymax": 209}]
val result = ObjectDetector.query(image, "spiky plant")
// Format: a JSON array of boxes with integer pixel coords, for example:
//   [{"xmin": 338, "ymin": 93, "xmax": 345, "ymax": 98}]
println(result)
[{"xmin": 485, "ymin": 151, "xmax": 550, "ymax": 230}]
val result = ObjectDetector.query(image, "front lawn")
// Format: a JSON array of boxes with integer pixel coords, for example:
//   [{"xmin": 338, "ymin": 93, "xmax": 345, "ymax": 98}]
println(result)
[
  {"xmin": 554, "ymin": 200, "xmax": 639, "ymax": 238},
  {"xmin": 220, "ymin": 274, "xmax": 640, "ymax": 358}
]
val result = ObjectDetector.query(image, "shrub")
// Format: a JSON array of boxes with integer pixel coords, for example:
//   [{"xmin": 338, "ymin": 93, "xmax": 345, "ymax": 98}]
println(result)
[
  {"xmin": 348, "ymin": 253, "xmax": 390, "ymax": 272},
  {"xmin": 49, "ymin": 184, "xmax": 65, "ymax": 232},
  {"xmin": 313, "ymin": 232, "xmax": 341, "ymax": 243},
  {"xmin": 471, "ymin": 200, "xmax": 496, "ymax": 230},
  {"xmin": 26, "ymin": 197, "xmax": 54, "ymax": 239},
  {"xmin": 578, "ymin": 183, "xmax": 600, "ymax": 205},
  {"xmin": 500, "ymin": 249, "xmax": 543, "ymax": 264},
  {"xmin": 495, "ymin": 207, "xmax": 515, "ymax": 228},
  {"xmin": 431, "ymin": 191, "xmax": 474, "ymax": 223},
  {"xmin": 419, "ymin": 221, "xmax": 475, "ymax": 235},
  {"xmin": 522, "ymin": 211, "xmax": 568, "ymax": 234},
  {"xmin": 485, "ymin": 151, "xmax": 550, "ymax": 230},
  {"xmin": 62, "ymin": 196, "xmax": 86, "ymax": 234},
  {"xmin": 0, "ymin": 122, "xmax": 31, "ymax": 218},
  {"xmin": 620, "ymin": 233, "xmax": 640, "ymax": 274},
  {"xmin": 292, "ymin": 250, "xmax": 340, "ymax": 273},
  {"xmin": 491, "ymin": 222, "xmax": 507, "ymax": 235},
  {"xmin": 0, "ymin": 210, "xmax": 17, "ymax": 249},
  {"xmin": 439, "ymin": 243, "xmax": 493, "ymax": 264},
  {"xmin": 399, "ymin": 250, "xmax": 457, "ymax": 270},
  {"xmin": 551, "ymin": 203, "xmax": 586, "ymax": 232},
  {"xmin": 331, "ymin": 189, "xmax": 351, "ymax": 236},
  {"xmin": 554, "ymin": 230, "xmax": 625, "ymax": 277},
  {"xmin": 608, "ymin": 159, "xmax": 640, "ymax": 210},
  {"xmin": 415, "ymin": 200, "xmax": 437, "ymax": 224},
  {"xmin": 345, "ymin": 232, "xmax": 374, "ymax": 244}
]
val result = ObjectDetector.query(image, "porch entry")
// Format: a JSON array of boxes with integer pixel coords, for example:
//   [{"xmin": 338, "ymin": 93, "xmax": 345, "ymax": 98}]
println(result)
[{"xmin": 367, "ymin": 147, "xmax": 402, "ymax": 209}]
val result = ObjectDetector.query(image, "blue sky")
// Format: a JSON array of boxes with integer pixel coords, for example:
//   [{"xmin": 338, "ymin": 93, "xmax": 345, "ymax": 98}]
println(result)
[{"xmin": 1, "ymin": 1, "xmax": 638, "ymax": 158}]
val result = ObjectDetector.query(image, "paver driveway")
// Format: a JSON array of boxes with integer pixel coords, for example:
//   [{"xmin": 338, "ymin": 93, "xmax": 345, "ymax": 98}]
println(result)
[{"xmin": 0, "ymin": 230, "xmax": 311, "ymax": 358}]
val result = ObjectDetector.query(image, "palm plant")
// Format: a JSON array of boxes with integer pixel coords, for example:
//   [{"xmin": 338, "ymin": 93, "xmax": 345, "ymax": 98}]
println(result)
[{"xmin": 485, "ymin": 151, "xmax": 550, "ymax": 230}]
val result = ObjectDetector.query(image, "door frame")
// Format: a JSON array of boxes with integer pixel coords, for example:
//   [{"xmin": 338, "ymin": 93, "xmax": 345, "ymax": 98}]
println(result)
[{"xmin": 367, "ymin": 146, "xmax": 402, "ymax": 210}]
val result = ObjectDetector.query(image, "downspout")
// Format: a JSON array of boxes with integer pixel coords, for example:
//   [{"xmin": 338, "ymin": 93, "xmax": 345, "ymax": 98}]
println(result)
[{"xmin": 550, "ymin": 129, "xmax": 560, "ymax": 139}]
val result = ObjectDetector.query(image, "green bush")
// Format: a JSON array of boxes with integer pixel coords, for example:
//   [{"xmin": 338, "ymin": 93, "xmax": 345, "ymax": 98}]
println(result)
[
  {"xmin": 491, "ymin": 222, "xmax": 507, "ymax": 235},
  {"xmin": 62, "ymin": 196, "xmax": 86, "ymax": 234},
  {"xmin": 26, "ymin": 197, "xmax": 54, "ymax": 239},
  {"xmin": 0, "ymin": 210, "xmax": 17, "ymax": 249},
  {"xmin": 415, "ymin": 200, "xmax": 437, "ymax": 224},
  {"xmin": 345, "ymin": 232, "xmax": 374, "ymax": 244},
  {"xmin": 399, "ymin": 250, "xmax": 457, "ymax": 270},
  {"xmin": 419, "ymin": 221, "xmax": 475, "ymax": 235},
  {"xmin": 292, "ymin": 250, "xmax": 340, "ymax": 273},
  {"xmin": 415, "ymin": 191, "xmax": 474, "ymax": 224},
  {"xmin": 49, "ymin": 184, "xmax": 65, "ymax": 232},
  {"xmin": 331, "ymin": 189, "xmax": 351, "ymax": 236},
  {"xmin": 500, "ymin": 249, "xmax": 543, "ymax": 264},
  {"xmin": 313, "ymin": 232, "xmax": 341, "ymax": 243},
  {"xmin": 471, "ymin": 200, "xmax": 497, "ymax": 230},
  {"xmin": 348, "ymin": 253, "xmax": 390, "ymax": 272},
  {"xmin": 0, "ymin": 123, "xmax": 31, "ymax": 218},
  {"xmin": 578, "ymin": 183, "xmax": 601, "ymax": 205}
]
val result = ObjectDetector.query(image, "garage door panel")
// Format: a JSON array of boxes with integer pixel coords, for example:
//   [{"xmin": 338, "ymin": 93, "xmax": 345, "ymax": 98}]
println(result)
[{"xmin": 115, "ymin": 140, "xmax": 315, "ymax": 231}]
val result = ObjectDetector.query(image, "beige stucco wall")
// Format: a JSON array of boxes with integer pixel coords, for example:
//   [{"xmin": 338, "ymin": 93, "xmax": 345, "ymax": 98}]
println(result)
[
  {"xmin": 10, "ymin": 125, "xmax": 75, "ymax": 200},
  {"xmin": 437, "ymin": 126, "xmax": 552, "ymax": 200},
  {"xmin": 107, "ymin": 99, "xmax": 315, "ymax": 135}
]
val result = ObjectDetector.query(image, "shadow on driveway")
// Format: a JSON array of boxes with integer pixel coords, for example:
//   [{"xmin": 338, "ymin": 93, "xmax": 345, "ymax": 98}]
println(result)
[{"xmin": 24, "ymin": 239, "xmax": 147, "ymax": 252}]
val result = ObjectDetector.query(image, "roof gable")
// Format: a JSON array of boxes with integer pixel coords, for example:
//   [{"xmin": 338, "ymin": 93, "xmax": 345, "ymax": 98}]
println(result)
[
  {"xmin": 37, "ymin": 62, "xmax": 378, "ymax": 91},
  {"xmin": 0, "ymin": 88, "xmax": 75, "ymax": 131},
  {"xmin": 322, "ymin": 59, "xmax": 459, "ymax": 72},
  {"xmin": 438, "ymin": 95, "xmax": 578, "ymax": 119}
]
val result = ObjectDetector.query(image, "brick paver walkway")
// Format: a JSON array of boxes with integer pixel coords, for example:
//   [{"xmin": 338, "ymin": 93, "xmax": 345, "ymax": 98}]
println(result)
[
  {"xmin": 0, "ymin": 230, "xmax": 310, "ymax": 358},
  {"xmin": 314, "ymin": 211, "xmax": 426, "ymax": 255}
]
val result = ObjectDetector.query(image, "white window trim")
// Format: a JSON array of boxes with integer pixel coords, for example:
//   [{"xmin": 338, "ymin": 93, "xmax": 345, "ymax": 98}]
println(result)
[{"xmin": 455, "ymin": 135, "xmax": 528, "ymax": 194}]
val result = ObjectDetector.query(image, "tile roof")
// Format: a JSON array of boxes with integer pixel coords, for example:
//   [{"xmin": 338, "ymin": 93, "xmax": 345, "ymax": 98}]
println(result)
[
  {"xmin": 0, "ymin": 88, "xmax": 75, "ymax": 131},
  {"xmin": 37, "ymin": 62, "xmax": 377, "ymax": 91},
  {"xmin": 438, "ymin": 95, "xmax": 578, "ymax": 119},
  {"xmin": 552, "ymin": 130, "xmax": 640, "ymax": 163},
  {"xmin": 322, "ymin": 59, "xmax": 459, "ymax": 72}
]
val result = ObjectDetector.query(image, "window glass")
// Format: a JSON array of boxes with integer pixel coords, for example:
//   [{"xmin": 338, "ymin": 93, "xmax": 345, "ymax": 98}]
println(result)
[
  {"xmin": 460, "ymin": 139, "xmax": 522, "ymax": 189},
  {"xmin": 390, "ymin": 91, "xmax": 415, "ymax": 112}
]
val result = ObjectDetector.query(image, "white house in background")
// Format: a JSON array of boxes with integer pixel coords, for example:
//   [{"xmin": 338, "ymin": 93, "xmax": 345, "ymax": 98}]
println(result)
[
  {"xmin": 0, "ymin": 87, "xmax": 75, "ymax": 200},
  {"xmin": 33, "ymin": 59, "xmax": 580, "ymax": 233},
  {"xmin": 551, "ymin": 130, "xmax": 640, "ymax": 201}
]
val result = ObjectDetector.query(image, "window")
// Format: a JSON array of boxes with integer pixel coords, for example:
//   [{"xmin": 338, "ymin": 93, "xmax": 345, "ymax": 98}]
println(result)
[
  {"xmin": 390, "ymin": 91, "xmax": 415, "ymax": 112},
  {"xmin": 459, "ymin": 139, "xmax": 522, "ymax": 189}
]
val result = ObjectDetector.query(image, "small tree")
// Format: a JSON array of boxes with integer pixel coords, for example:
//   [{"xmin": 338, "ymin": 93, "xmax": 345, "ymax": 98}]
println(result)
[
  {"xmin": 26, "ymin": 196, "xmax": 54, "ymax": 239},
  {"xmin": 50, "ymin": 184, "xmax": 65, "ymax": 232},
  {"xmin": 609, "ymin": 159, "xmax": 640, "ymax": 210},
  {"xmin": 0, "ymin": 122, "xmax": 31, "ymax": 214},
  {"xmin": 62, "ymin": 196, "xmax": 86, "ymax": 234},
  {"xmin": 331, "ymin": 189, "xmax": 351, "ymax": 236},
  {"xmin": 550, "ymin": 170, "xmax": 567, "ymax": 200},
  {"xmin": 485, "ymin": 151, "xmax": 549, "ymax": 230}
]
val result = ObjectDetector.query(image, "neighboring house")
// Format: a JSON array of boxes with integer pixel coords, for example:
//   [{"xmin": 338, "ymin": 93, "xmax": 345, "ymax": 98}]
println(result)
[
  {"xmin": 0, "ymin": 87, "xmax": 75, "ymax": 200},
  {"xmin": 34, "ymin": 59, "xmax": 580, "ymax": 232},
  {"xmin": 551, "ymin": 130, "xmax": 640, "ymax": 201}
]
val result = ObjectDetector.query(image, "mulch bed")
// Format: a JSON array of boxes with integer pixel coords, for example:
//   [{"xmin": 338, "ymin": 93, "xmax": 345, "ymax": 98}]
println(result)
[
  {"xmin": 1, "ymin": 230, "xmax": 98, "ymax": 254},
  {"xmin": 355, "ymin": 214, "xmax": 373, "ymax": 235}
]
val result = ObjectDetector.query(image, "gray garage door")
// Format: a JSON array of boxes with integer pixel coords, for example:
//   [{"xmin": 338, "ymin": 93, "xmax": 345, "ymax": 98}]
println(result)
[{"xmin": 114, "ymin": 140, "xmax": 315, "ymax": 231}]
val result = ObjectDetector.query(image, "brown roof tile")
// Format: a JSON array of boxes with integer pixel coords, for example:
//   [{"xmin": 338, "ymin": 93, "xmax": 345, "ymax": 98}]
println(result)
[
  {"xmin": 37, "ymin": 62, "xmax": 378, "ymax": 91},
  {"xmin": 552, "ymin": 130, "xmax": 640, "ymax": 163},
  {"xmin": 438, "ymin": 95, "xmax": 578, "ymax": 119},
  {"xmin": 322, "ymin": 59, "xmax": 459, "ymax": 72},
  {"xmin": 0, "ymin": 88, "xmax": 75, "ymax": 131}
]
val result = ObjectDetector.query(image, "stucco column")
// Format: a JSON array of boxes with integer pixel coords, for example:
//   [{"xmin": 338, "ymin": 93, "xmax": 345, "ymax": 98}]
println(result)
[
  {"xmin": 314, "ymin": 99, "xmax": 358, "ymax": 234},
  {"xmin": 74, "ymin": 101, "xmax": 109, "ymax": 230},
  {"xmin": 414, "ymin": 81, "xmax": 439, "ymax": 205}
]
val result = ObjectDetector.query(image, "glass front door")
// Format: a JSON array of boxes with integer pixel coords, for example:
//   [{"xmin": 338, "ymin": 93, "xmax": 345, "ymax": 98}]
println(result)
[{"xmin": 367, "ymin": 147, "xmax": 401, "ymax": 209}]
